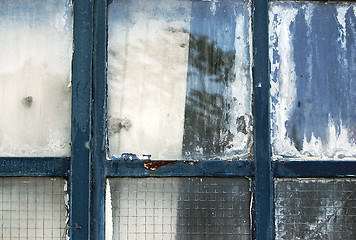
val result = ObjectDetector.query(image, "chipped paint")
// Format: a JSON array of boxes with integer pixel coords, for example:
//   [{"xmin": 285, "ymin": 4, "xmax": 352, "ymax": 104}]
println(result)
[{"xmin": 270, "ymin": 2, "xmax": 356, "ymax": 159}]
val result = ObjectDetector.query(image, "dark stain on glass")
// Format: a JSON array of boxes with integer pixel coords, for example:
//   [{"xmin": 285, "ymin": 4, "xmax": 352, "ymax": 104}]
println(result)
[{"xmin": 182, "ymin": 0, "xmax": 239, "ymax": 159}]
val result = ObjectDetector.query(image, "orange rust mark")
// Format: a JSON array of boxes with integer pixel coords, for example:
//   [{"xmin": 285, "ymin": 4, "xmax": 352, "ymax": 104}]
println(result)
[
  {"xmin": 143, "ymin": 160, "xmax": 196, "ymax": 171},
  {"xmin": 143, "ymin": 161, "xmax": 175, "ymax": 170}
]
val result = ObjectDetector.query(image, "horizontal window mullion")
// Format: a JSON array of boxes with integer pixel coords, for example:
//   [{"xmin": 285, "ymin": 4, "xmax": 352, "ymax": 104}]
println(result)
[
  {"xmin": 0, "ymin": 157, "xmax": 69, "ymax": 177},
  {"xmin": 106, "ymin": 159, "xmax": 254, "ymax": 177},
  {"xmin": 273, "ymin": 160, "xmax": 356, "ymax": 177}
]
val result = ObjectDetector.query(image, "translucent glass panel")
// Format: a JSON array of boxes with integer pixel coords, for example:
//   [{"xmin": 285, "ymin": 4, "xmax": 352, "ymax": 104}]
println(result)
[
  {"xmin": 269, "ymin": 2, "xmax": 356, "ymax": 159},
  {"xmin": 0, "ymin": 0, "xmax": 72, "ymax": 156},
  {"xmin": 275, "ymin": 178, "xmax": 356, "ymax": 239},
  {"xmin": 108, "ymin": 0, "xmax": 252, "ymax": 160},
  {"xmin": 106, "ymin": 178, "xmax": 251, "ymax": 240},
  {"xmin": 0, "ymin": 177, "xmax": 66, "ymax": 239}
]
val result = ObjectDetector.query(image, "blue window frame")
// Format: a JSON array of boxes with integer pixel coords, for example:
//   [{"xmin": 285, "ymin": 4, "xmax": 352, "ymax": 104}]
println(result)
[{"xmin": 1, "ymin": 0, "xmax": 355, "ymax": 239}]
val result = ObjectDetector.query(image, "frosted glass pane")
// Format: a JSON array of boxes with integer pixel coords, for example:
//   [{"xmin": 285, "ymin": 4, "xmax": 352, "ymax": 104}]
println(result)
[
  {"xmin": 106, "ymin": 178, "xmax": 251, "ymax": 240},
  {"xmin": 0, "ymin": 0, "xmax": 72, "ymax": 156},
  {"xmin": 275, "ymin": 178, "xmax": 356, "ymax": 240},
  {"xmin": 270, "ymin": 2, "xmax": 356, "ymax": 159},
  {"xmin": 0, "ymin": 177, "xmax": 67, "ymax": 239},
  {"xmin": 108, "ymin": 0, "xmax": 252, "ymax": 160}
]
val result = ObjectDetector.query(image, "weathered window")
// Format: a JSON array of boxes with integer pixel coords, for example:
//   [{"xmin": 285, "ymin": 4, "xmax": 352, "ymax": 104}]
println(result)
[{"xmin": 0, "ymin": 0, "xmax": 355, "ymax": 239}]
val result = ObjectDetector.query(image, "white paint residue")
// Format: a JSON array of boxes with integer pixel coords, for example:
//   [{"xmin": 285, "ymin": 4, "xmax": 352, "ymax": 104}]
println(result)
[
  {"xmin": 227, "ymin": 11, "xmax": 252, "ymax": 157},
  {"xmin": 210, "ymin": 2, "xmax": 217, "ymax": 16},
  {"xmin": 302, "ymin": 117, "xmax": 356, "ymax": 158},
  {"xmin": 269, "ymin": 4, "xmax": 299, "ymax": 158},
  {"xmin": 336, "ymin": 5, "xmax": 349, "ymax": 51},
  {"xmin": 105, "ymin": 180, "xmax": 113, "ymax": 240}
]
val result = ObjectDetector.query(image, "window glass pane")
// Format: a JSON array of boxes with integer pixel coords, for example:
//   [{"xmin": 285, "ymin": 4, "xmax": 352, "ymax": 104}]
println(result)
[
  {"xmin": 0, "ymin": 0, "xmax": 72, "ymax": 156},
  {"xmin": 106, "ymin": 178, "xmax": 251, "ymax": 240},
  {"xmin": 275, "ymin": 178, "xmax": 356, "ymax": 239},
  {"xmin": 107, "ymin": 0, "xmax": 252, "ymax": 160},
  {"xmin": 0, "ymin": 177, "xmax": 67, "ymax": 239},
  {"xmin": 269, "ymin": 2, "xmax": 356, "ymax": 159}
]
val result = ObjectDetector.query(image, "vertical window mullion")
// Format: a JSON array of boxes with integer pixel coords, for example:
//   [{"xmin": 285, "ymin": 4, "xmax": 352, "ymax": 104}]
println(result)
[
  {"xmin": 92, "ymin": 0, "xmax": 108, "ymax": 238},
  {"xmin": 252, "ymin": 0, "xmax": 274, "ymax": 239},
  {"xmin": 70, "ymin": 0, "xmax": 94, "ymax": 238}
]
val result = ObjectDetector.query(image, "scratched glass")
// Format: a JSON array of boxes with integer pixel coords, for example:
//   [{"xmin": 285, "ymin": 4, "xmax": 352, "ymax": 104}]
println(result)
[
  {"xmin": 275, "ymin": 178, "xmax": 356, "ymax": 239},
  {"xmin": 0, "ymin": 0, "xmax": 72, "ymax": 157},
  {"xmin": 107, "ymin": 0, "xmax": 252, "ymax": 160},
  {"xmin": 269, "ymin": 2, "xmax": 356, "ymax": 159},
  {"xmin": 106, "ymin": 178, "xmax": 251, "ymax": 240}
]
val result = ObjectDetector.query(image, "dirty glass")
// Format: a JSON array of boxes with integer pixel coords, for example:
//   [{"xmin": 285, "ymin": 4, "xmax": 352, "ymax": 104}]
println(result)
[
  {"xmin": 0, "ymin": 177, "xmax": 67, "ymax": 239},
  {"xmin": 0, "ymin": 0, "xmax": 72, "ymax": 157},
  {"xmin": 107, "ymin": 0, "xmax": 252, "ymax": 160},
  {"xmin": 275, "ymin": 178, "xmax": 356, "ymax": 240},
  {"xmin": 106, "ymin": 178, "xmax": 251, "ymax": 240},
  {"xmin": 269, "ymin": 2, "xmax": 356, "ymax": 159}
]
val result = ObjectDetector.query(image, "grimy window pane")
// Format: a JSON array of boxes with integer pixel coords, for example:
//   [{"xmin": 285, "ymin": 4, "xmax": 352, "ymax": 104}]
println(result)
[
  {"xmin": 108, "ymin": 0, "xmax": 252, "ymax": 160},
  {"xmin": 0, "ymin": 0, "xmax": 72, "ymax": 156},
  {"xmin": 275, "ymin": 178, "xmax": 356, "ymax": 240},
  {"xmin": 269, "ymin": 2, "xmax": 356, "ymax": 159},
  {"xmin": 106, "ymin": 178, "xmax": 251, "ymax": 240},
  {"xmin": 0, "ymin": 177, "xmax": 67, "ymax": 240}
]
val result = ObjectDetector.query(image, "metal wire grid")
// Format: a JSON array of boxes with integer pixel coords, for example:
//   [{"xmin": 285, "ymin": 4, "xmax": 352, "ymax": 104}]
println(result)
[
  {"xmin": 0, "ymin": 177, "xmax": 66, "ymax": 240},
  {"xmin": 275, "ymin": 178, "xmax": 356, "ymax": 240},
  {"xmin": 108, "ymin": 177, "xmax": 251, "ymax": 240}
]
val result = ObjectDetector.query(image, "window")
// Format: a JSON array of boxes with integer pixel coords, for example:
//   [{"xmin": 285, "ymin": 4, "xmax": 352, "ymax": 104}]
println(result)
[{"xmin": 0, "ymin": 0, "xmax": 355, "ymax": 239}]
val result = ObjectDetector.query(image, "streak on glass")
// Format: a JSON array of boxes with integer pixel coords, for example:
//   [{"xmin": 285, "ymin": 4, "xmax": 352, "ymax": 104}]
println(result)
[
  {"xmin": 270, "ymin": 2, "xmax": 356, "ymax": 159},
  {"xmin": 0, "ymin": 0, "xmax": 72, "ymax": 156},
  {"xmin": 107, "ymin": 0, "xmax": 252, "ymax": 160}
]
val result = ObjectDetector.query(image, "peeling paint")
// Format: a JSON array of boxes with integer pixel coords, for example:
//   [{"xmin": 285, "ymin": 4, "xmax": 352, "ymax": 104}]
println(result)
[{"xmin": 270, "ymin": 2, "xmax": 356, "ymax": 159}]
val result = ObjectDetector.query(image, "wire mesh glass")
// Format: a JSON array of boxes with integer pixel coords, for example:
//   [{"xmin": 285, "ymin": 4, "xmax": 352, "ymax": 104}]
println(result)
[
  {"xmin": 107, "ymin": 177, "xmax": 251, "ymax": 240},
  {"xmin": 275, "ymin": 178, "xmax": 356, "ymax": 240},
  {"xmin": 0, "ymin": 177, "xmax": 66, "ymax": 240}
]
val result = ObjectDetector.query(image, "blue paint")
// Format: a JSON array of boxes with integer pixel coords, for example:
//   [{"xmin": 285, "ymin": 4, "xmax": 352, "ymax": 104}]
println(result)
[
  {"xmin": 0, "ymin": 157, "xmax": 69, "ymax": 177},
  {"xmin": 273, "ymin": 160, "xmax": 356, "ymax": 177},
  {"xmin": 69, "ymin": 0, "xmax": 93, "ymax": 238},
  {"xmin": 284, "ymin": 3, "xmax": 356, "ymax": 151},
  {"xmin": 107, "ymin": 159, "xmax": 254, "ymax": 177}
]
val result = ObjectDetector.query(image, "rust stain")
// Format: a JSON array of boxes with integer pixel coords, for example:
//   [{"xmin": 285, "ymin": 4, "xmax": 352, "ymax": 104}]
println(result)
[{"xmin": 143, "ymin": 160, "xmax": 196, "ymax": 171}]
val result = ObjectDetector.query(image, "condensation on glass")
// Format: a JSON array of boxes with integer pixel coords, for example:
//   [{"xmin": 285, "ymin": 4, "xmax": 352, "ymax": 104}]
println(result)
[
  {"xmin": 0, "ymin": 0, "xmax": 72, "ymax": 156},
  {"xmin": 0, "ymin": 177, "xmax": 67, "ymax": 239},
  {"xmin": 107, "ymin": 0, "xmax": 252, "ymax": 160},
  {"xmin": 269, "ymin": 2, "xmax": 356, "ymax": 159},
  {"xmin": 275, "ymin": 178, "xmax": 356, "ymax": 240},
  {"xmin": 106, "ymin": 178, "xmax": 251, "ymax": 240}
]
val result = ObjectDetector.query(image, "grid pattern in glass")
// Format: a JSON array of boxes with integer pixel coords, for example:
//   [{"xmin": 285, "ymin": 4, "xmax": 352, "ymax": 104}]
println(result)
[
  {"xmin": 275, "ymin": 178, "xmax": 356, "ymax": 239},
  {"xmin": 107, "ymin": 177, "xmax": 251, "ymax": 240},
  {"xmin": 0, "ymin": 177, "xmax": 66, "ymax": 240}
]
